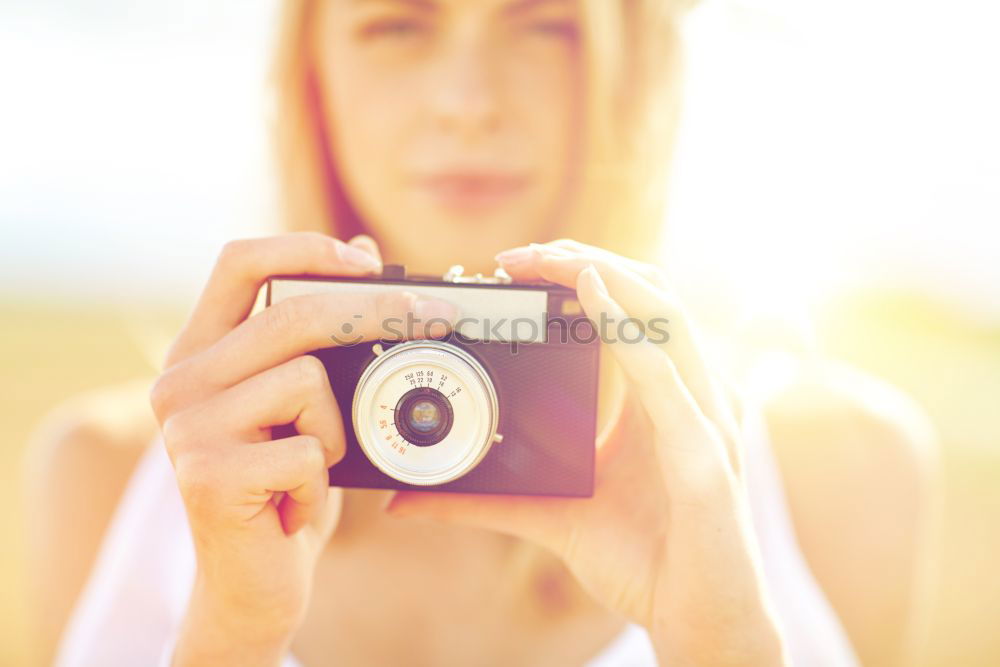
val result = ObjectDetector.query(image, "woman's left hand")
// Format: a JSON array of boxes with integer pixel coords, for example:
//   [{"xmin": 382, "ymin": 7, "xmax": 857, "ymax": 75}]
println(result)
[{"xmin": 386, "ymin": 240, "xmax": 787, "ymax": 665}]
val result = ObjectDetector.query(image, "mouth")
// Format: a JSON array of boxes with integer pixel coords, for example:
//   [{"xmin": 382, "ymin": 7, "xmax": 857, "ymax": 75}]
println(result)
[{"xmin": 413, "ymin": 170, "xmax": 531, "ymax": 214}]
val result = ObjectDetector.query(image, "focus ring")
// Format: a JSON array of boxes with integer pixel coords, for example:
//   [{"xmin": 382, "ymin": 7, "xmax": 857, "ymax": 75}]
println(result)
[{"xmin": 352, "ymin": 340, "xmax": 499, "ymax": 485}]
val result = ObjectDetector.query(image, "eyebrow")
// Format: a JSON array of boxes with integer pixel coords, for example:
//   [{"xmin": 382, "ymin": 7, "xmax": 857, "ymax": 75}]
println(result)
[
  {"xmin": 351, "ymin": 0, "xmax": 438, "ymax": 11},
  {"xmin": 502, "ymin": 0, "xmax": 571, "ymax": 17}
]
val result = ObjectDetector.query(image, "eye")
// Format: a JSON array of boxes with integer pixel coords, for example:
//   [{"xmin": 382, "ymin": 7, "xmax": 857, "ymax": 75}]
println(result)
[
  {"xmin": 359, "ymin": 18, "xmax": 428, "ymax": 41},
  {"xmin": 525, "ymin": 19, "xmax": 579, "ymax": 41}
]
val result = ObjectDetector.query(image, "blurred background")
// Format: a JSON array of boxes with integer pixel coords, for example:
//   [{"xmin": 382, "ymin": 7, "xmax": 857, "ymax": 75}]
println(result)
[{"xmin": 1, "ymin": 0, "xmax": 997, "ymax": 664}]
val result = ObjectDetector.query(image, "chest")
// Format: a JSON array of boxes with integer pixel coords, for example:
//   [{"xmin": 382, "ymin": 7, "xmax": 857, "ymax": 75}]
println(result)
[{"xmin": 289, "ymin": 534, "xmax": 625, "ymax": 667}]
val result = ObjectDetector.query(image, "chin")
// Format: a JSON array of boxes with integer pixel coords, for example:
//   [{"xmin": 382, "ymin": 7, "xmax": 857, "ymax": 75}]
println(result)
[{"xmin": 389, "ymin": 223, "xmax": 528, "ymax": 275}]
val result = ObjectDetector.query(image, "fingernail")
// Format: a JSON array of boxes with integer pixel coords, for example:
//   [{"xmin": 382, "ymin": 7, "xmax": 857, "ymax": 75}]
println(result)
[
  {"xmin": 338, "ymin": 241, "xmax": 381, "ymax": 271},
  {"xmin": 494, "ymin": 246, "xmax": 536, "ymax": 267},
  {"xmin": 529, "ymin": 243, "xmax": 573, "ymax": 260}
]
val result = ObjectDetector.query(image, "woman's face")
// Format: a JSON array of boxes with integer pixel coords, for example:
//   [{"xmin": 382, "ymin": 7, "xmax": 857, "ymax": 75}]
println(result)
[{"xmin": 311, "ymin": 0, "xmax": 583, "ymax": 273}]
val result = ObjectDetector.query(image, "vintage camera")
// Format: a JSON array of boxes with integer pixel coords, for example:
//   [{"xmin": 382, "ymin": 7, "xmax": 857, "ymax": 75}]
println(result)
[{"xmin": 265, "ymin": 264, "xmax": 600, "ymax": 497}]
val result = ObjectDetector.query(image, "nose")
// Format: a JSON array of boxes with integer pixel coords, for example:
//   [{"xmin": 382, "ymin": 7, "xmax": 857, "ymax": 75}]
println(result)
[{"xmin": 426, "ymin": 38, "xmax": 501, "ymax": 140}]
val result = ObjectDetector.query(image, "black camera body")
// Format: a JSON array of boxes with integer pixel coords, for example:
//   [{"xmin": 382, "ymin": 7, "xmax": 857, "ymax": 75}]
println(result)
[{"xmin": 265, "ymin": 264, "xmax": 600, "ymax": 497}]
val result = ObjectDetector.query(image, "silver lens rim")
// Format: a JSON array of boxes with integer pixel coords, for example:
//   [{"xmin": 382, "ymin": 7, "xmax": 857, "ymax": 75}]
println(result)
[{"xmin": 352, "ymin": 340, "xmax": 499, "ymax": 486}]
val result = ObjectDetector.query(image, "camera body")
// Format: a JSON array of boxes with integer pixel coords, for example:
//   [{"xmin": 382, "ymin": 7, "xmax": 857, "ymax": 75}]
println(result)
[{"xmin": 265, "ymin": 264, "xmax": 600, "ymax": 497}]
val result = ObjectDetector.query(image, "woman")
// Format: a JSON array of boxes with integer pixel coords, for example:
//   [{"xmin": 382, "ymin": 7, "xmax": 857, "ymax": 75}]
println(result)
[{"xmin": 26, "ymin": 0, "xmax": 936, "ymax": 665}]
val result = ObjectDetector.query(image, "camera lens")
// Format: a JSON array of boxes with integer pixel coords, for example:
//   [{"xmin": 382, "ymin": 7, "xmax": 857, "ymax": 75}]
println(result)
[
  {"xmin": 394, "ymin": 387, "xmax": 454, "ymax": 446},
  {"xmin": 352, "ymin": 340, "xmax": 499, "ymax": 486},
  {"xmin": 409, "ymin": 400, "xmax": 440, "ymax": 432}
]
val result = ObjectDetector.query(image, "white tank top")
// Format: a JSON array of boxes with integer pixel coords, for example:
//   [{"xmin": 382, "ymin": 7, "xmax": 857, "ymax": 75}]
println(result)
[{"xmin": 54, "ymin": 396, "xmax": 859, "ymax": 666}]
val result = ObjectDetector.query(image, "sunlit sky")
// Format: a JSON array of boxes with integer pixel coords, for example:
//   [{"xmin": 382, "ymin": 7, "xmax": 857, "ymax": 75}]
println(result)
[{"xmin": 1, "ymin": 0, "xmax": 998, "ymax": 324}]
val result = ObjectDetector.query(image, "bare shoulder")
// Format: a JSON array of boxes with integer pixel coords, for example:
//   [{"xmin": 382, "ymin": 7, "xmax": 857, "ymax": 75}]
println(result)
[
  {"xmin": 758, "ymin": 356, "xmax": 939, "ymax": 667},
  {"xmin": 25, "ymin": 377, "xmax": 160, "ymax": 499},
  {"xmin": 759, "ymin": 357, "xmax": 937, "ymax": 466},
  {"xmin": 22, "ymin": 377, "xmax": 160, "ymax": 664}
]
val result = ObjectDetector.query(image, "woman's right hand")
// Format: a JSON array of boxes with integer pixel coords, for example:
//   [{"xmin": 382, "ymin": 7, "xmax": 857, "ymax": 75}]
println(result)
[{"xmin": 148, "ymin": 233, "xmax": 457, "ymax": 665}]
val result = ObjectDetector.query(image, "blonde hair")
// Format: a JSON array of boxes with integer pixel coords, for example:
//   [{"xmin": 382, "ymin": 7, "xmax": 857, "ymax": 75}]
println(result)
[{"xmin": 271, "ymin": 0, "xmax": 692, "ymax": 264}]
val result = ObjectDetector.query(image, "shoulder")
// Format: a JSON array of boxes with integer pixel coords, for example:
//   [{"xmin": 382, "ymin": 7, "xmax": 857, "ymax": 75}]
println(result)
[
  {"xmin": 26, "ymin": 377, "xmax": 161, "ymax": 513},
  {"xmin": 29, "ymin": 377, "xmax": 159, "ymax": 451},
  {"xmin": 755, "ymin": 356, "xmax": 938, "ymax": 667},
  {"xmin": 759, "ymin": 356, "xmax": 936, "ymax": 467},
  {"xmin": 23, "ymin": 378, "xmax": 159, "ymax": 662},
  {"xmin": 26, "ymin": 378, "xmax": 160, "ymax": 503}
]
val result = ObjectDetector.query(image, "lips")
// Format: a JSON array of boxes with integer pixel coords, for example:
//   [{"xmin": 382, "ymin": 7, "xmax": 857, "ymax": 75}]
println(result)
[{"xmin": 414, "ymin": 170, "xmax": 530, "ymax": 213}]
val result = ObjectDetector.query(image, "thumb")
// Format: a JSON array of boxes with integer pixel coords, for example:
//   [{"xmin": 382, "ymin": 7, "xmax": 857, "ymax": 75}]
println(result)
[
  {"xmin": 347, "ymin": 234, "xmax": 383, "ymax": 266},
  {"xmin": 307, "ymin": 485, "xmax": 343, "ymax": 548}
]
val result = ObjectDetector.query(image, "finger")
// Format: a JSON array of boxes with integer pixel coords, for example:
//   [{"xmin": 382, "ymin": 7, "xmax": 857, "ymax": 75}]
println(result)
[
  {"xmin": 498, "ymin": 245, "xmax": 675, "ymax": 335},
  {"xmin": 178, "ymin": 355, "xmax": 346, "ymax": 467},
  {"xmin": 277, "ymin": 458, "xmax": 330, "ymax": 535},
  {"xmin": 496, "ymin": 240, "xmax": 666, "ymax": 290},
  {"xmin": 236, "ymin": 435, "xmax": 330, "ymax": 535},
  {"xmin": 165, "ymin": 232, "xmax": 383, "ymax": 369},
  {"xmin": 519, "ymin": 245, "xmax": 743, "ymax": 474},
  {"xmin": 151, "ymin": 290, "xmax": 459, "ymax": 420},
  {"xmin": 233, "ymin": 435, "xmax": 328, "ymax": 495},
  {"xmin": 347, "ymin": 234, "xmax": 383, "ymax": 266},
  {"xmin": 576, "ymin": 265, "xmax": 732, "ymax": 487},
  {"xmin": 173, "ymin": 434, "xmax": 329, "ymax": 532},
  {"xmin": 309, "ymin": 485, "xmax": 344, "ymax": 543},
  {"xmin": 546, "ymin": 239, "xmax": 668, "ymax": 289},
  {"xmin": 575, "ymin": 265, "xmax": 699, "ymax": 436}
]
